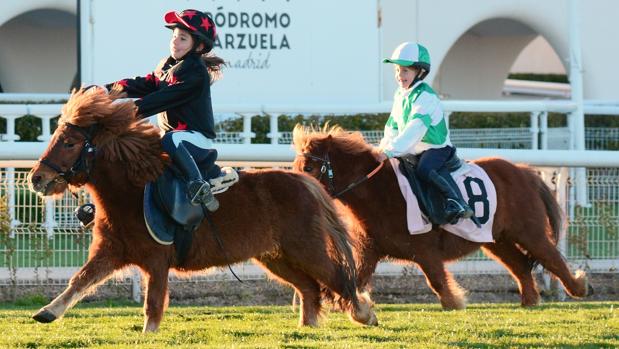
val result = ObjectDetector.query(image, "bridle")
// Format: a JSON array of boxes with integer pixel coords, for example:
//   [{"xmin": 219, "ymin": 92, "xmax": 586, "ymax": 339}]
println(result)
[
  {"xmin": 38, "ymin": 123, "xmax": 97, "ymax": 184},
  {"xmin": 302, "ymin": 151, "xmax": 384, "ymax": 198}
]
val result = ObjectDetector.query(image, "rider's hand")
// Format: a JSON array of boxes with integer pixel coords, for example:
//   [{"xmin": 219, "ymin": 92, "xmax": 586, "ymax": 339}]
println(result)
[
  {"xmin": 376, "ymin": 150, "xmax": 388, "ymax": 162},
  {"xmin": 83, "ymin": 85, "xmax": 108, "ymax": 94}
]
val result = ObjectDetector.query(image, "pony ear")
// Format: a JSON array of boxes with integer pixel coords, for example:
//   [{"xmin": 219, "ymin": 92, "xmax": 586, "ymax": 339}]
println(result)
[{"xmin": 325, "ymin": 135, "xmax": 333, "ymax": 151}]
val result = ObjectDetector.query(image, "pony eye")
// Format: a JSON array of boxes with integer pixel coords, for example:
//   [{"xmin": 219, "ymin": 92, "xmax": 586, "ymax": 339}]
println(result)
[
  {"xmin": 303, "ymin": 165, "xmax": 313, "ymax": 172},
  {"xmin": 63, "ymin": 142, "xmax": 76, "ymax": 148}
]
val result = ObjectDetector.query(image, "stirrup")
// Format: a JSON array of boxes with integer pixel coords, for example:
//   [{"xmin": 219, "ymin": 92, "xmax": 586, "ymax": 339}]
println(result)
[
  {"xmin": 446, "ymin": 199, "xmax": 474, "ymax": 221},
  {"xmin": 188, "ymin": 180, "xmax": 210, "ymax": 205}
]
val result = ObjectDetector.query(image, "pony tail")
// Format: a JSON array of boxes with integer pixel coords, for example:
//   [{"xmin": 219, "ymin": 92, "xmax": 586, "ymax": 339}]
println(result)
[
  {"xmin": 531, "ymin": 170, "xmax": 565, "ymax": 244},
  {"xmin": 297, "ymin": 175, "xmax": 360, "ymax": 309},
  {"xmin": 201, "ymin": 52, "xmax": 226, "ymax": 85}
]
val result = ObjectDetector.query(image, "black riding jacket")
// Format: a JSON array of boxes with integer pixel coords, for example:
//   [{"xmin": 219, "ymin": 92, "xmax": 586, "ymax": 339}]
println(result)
[{"xmin": 106, "ymin": 53, "xmax": 216, "ymax": 139}]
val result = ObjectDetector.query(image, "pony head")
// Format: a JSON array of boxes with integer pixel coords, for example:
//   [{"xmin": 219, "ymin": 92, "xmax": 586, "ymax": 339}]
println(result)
[
  {"xmin": 292, "ymin": 124, "xmax": 382, "ymax": 195},
  {"xmin": 28, "ymin": 87, "xmax": 165, "ymax": 197}
]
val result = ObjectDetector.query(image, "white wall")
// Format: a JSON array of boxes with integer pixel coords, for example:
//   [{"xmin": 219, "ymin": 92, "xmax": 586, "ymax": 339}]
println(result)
[
  {"xmin": 511, "ymin": 36, "xmax": 566, "ymax": 75},
  {"xmin": 0, "ymin": 0, "xmax": 74, "ymax": 27},
  {"xmin": 434, "ymin": 29, "xmax": 536, "ymax": 99},
  {"xmin": 83, "ymin": 0, "xmax": 380, "ymax": 105},
  {"xmin": 379, "ymin": 0, "xmax": 571, "ymax": 100},
  {"xmin": 0, "ymin": 9, "xmax": 76, "ymax": 93},
  {"xmin": 580, "ymin": 0, "xmax": 617, "ymax": 100},
  {"xmin": 379, "ymin": 0, "xmax": 619, "ymax": 100},
  {"xmin": 0, "ymin": 0, "xmax": 618, "ymax": 100}
]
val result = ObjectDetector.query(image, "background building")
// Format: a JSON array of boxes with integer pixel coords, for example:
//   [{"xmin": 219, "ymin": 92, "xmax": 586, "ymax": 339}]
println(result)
[{"xmin": 1, "ymin": 0, "xmax": 617, "ymax": 101}]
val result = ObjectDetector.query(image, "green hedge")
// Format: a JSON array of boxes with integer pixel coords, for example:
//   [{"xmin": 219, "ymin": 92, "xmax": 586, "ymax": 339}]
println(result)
[
  {"xmin": 217, "ymin": 112, "xmax": 575, "ymax": 144},
  {"xmin": 507, "ymin": 73, "xmax": 569, "ymax": 83},
  {"xmin": 0, "ymin": 115, "xmax": 60, "ymax": 142}
]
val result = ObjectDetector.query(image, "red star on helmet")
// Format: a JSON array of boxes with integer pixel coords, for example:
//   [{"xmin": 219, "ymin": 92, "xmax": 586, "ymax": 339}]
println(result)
[
  {"xmin": 183, "ymin": 10, "xmax": 197, "ymax": 20},
  {"xmin": 200, "ymin": 17, "xmax": 214, "ymax": 35},
  {"xmin": 117, "ymin": 79, "xmax": 129, "ymax": 87}
]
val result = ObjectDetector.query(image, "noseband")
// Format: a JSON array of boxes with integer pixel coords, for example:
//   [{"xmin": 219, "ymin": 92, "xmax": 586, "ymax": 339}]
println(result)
[
  {"xmin": 38, "ymin": 123, "xmax": 97, "ymax": 184},
  {"xmin": 303, "ymin": 152, "xmax": 384, "ymax": 198}
]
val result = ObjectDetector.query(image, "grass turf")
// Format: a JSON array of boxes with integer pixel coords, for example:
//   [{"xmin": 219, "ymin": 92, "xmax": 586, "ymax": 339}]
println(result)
[{"xmin": 0, "ymin": 301, "xmax": 616, "ymax": 348}]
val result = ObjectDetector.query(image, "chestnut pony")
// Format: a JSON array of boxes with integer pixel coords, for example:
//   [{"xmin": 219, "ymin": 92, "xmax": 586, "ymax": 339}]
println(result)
[
  {"xmin": 27, "ymin": 89, "xmax": 377, "ymax": 332},
  {"xmin": 293, "ymin": 125, "xmax": 588, "ymax": 309}
]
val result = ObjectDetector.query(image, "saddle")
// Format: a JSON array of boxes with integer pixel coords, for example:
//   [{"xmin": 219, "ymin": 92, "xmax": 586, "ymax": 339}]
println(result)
[
  {"xmin": 143, "ymin": 149, "xmax": 225, "ymax": 265},
  {"xmin": 396, "ymin": 151, "xmax": 466, "ymax": 226}
]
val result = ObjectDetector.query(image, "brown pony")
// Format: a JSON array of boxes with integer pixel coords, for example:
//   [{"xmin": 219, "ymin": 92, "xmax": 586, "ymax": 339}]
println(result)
[
  {"xmin": 27, "ymin": 89, "xmax": 377, "ymax": 332},
  {"xmin": 293, "ymin": 125, "xmax": 588, "ymax": 309}
]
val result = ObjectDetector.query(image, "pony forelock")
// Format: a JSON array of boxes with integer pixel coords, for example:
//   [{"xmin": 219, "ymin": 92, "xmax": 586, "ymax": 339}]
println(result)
[
  {"xmin": 59, "ymin": 87, "xmax": 166, "ymax": 186},
  {"xmin": 292, "ymin": 123, "xmax": 374, "ymax": 156}
]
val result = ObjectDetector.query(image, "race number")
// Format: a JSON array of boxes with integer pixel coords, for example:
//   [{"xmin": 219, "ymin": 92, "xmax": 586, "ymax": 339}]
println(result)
[{"xmin": 463, "ymin": 177, "xmax": 489, "ymax": 224}]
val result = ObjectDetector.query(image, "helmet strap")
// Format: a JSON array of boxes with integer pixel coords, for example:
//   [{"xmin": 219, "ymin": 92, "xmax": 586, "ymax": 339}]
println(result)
[
  {"xmin": 408, "ymin": 68, "xmax": 427, "ymax": 88},
  {"xmin": 191, "ymin": 38, "xmax": 205, "ymax": 54}
]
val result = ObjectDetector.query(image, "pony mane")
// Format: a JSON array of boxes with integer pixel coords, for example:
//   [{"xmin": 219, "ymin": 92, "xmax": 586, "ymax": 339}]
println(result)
[
  {"xmin": 60, "ymin": 88, "xmax": 167, "ymax": 186},
  {"xmin": 292, "ymin": 124, "xmax": 375, "ymax": 156}
]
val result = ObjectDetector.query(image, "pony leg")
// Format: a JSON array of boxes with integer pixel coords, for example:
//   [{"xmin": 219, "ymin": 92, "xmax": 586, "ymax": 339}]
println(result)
[
  {"xmin": 482, "ymin": 242, "xmax": 540, "ymax": 306},
  {"xmin": 349, "ymin": 252, "xmax": 380, "ymax": 326},
  {"xmin": 255, "ymin": 257, "xmax": 322, "ymax": 327},
  {"xmin": 281, "ymin": 247, "xmax": 378, "ymax": 326},
  {"xmin": 142, "ymin": 267, "xmax": 170, "ymax": 333},
  {"xmin": 32, "ymin": 253, "xmax": 120, "ymax": 323},
  {"xmin": 515, "ymin": 235, "xmax": 588, "ymax": 298},
  {"xmin": 354, "ymin": 247, "xmax": 382, "ymax": 299},
  {"xmin": 415, "ymin": 256, "xmax": 467, "ymax": 310}
]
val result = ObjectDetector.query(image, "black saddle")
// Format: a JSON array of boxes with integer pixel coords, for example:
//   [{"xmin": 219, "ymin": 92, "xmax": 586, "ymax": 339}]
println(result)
[
  {"xmin": 397, "ymin": 151, "xmax": 465, "ymax": 226},
  {"xmin": 143, "ymin": 149, "xmax": 220, "ymax": 265}
]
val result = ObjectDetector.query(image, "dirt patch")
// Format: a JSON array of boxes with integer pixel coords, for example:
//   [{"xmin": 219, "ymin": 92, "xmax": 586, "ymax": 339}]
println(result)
[{"xmin": 3, "ymin": 272, "xmax": 617, "ymax": 305}]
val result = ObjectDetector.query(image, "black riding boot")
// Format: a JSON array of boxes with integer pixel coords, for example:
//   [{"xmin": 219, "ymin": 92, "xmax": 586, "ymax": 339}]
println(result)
[
  {"xmin": 428, "ymin": 170, "xmax": 474, "ymax": 224},
  {"xmin": 173, "ymin": 144, "xmax": 219, "ymax": 212}
]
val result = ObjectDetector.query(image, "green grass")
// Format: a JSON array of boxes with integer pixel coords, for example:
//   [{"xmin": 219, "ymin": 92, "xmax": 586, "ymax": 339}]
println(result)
[{"xmin": 0, "ymin": 302, "xmax": 616, "ymax": 348}]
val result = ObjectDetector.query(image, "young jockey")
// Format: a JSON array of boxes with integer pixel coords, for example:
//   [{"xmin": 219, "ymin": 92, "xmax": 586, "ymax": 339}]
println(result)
[
  {"xmin": 75, "ymin": 9, "xmax": 237, "ymax": 228},
  {"xmin": 378, "ymin": 42, "xmax": 473, "ymax": 224}
]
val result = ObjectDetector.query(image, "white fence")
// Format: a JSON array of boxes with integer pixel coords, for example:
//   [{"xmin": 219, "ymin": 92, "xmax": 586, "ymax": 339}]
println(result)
[
  {"xmin": 1, "ymin": 97, "xmax": 618, "ymax": 151},
  {"xmin": 0, "ymin": 97, "xmax": 618, "ymax": 296},
  {"xmin": 0, "ymin": 159, "xmax": 617, "ymax": 284}
]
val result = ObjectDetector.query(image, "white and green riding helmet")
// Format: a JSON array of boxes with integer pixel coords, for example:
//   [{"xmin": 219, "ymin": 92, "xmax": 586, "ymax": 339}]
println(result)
[{"xmin": 383, "ymin": 42, "xmax": 431, "ymax": 81}]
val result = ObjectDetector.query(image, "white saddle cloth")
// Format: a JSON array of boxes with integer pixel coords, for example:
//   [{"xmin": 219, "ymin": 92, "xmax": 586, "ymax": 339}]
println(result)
[{"xmin": 389, "ymin": 158, "xmax": 496, "ymax": 243}]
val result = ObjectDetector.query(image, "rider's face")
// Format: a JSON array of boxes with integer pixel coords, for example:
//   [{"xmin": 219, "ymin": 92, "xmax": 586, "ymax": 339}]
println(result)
[
  {"xmin": 394, "ymin": 65, "xmax": 419, "ymax": 89},
  {"xmin": 170, "ymin": 28, "xmax": 194, "ymax": 59}
]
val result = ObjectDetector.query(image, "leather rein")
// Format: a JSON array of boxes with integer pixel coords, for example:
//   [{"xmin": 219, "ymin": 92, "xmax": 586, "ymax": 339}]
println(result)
[{"xmin": 302, "ymin": 152, "xmax": 384, "ymax": 198}]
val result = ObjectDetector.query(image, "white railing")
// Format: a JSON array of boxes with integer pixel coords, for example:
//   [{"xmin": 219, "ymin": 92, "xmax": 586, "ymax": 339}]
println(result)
[
  {"xmin": 3, "ymin": 98, "xmax": 618, "ymax": 148},
  {"xmin": 2, "ymin": 98, "xmax": 618, "ymax": 207},
  {"xmin": 0, "ymin": 96, "xmax": 618, "ymax": 299},
  {"xmin": 0, "ymin": 163, "xmax": 617, "ymax": 296}
]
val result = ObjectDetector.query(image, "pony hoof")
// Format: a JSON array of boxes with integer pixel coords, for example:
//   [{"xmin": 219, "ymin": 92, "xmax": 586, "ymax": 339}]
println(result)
[
  {"xmin": 32, "ymin": 309, "xmax": 57, "ymax": 323},
  {"xmin": 366, "ymin": 311, "xmax": 379, "ymax": 326}
]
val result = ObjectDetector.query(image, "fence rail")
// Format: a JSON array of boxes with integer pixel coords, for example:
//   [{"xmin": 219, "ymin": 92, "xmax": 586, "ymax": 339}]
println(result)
[
  {"xmin": 0, "ymin": 162, "xmax": 617, "ymax": 284},
  {"xmin": 1, "ymin": 99, "xmax": 618, "ymax": 150},
  {"xmin": 0, "ymin": 97, "xmax": 618, "ymax": 293}
]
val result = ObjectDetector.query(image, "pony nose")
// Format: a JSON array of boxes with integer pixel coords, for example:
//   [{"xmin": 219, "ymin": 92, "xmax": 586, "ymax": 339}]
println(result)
[{"xmin": 30, "ymin": 174, "xmax": 42, "ymax": 186}]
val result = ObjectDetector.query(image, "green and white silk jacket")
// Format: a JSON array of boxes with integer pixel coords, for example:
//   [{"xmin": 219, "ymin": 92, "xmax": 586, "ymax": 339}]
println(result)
[{"xmin": 380, "ymin": 81, "xmax": 452, "ymax": 158}]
